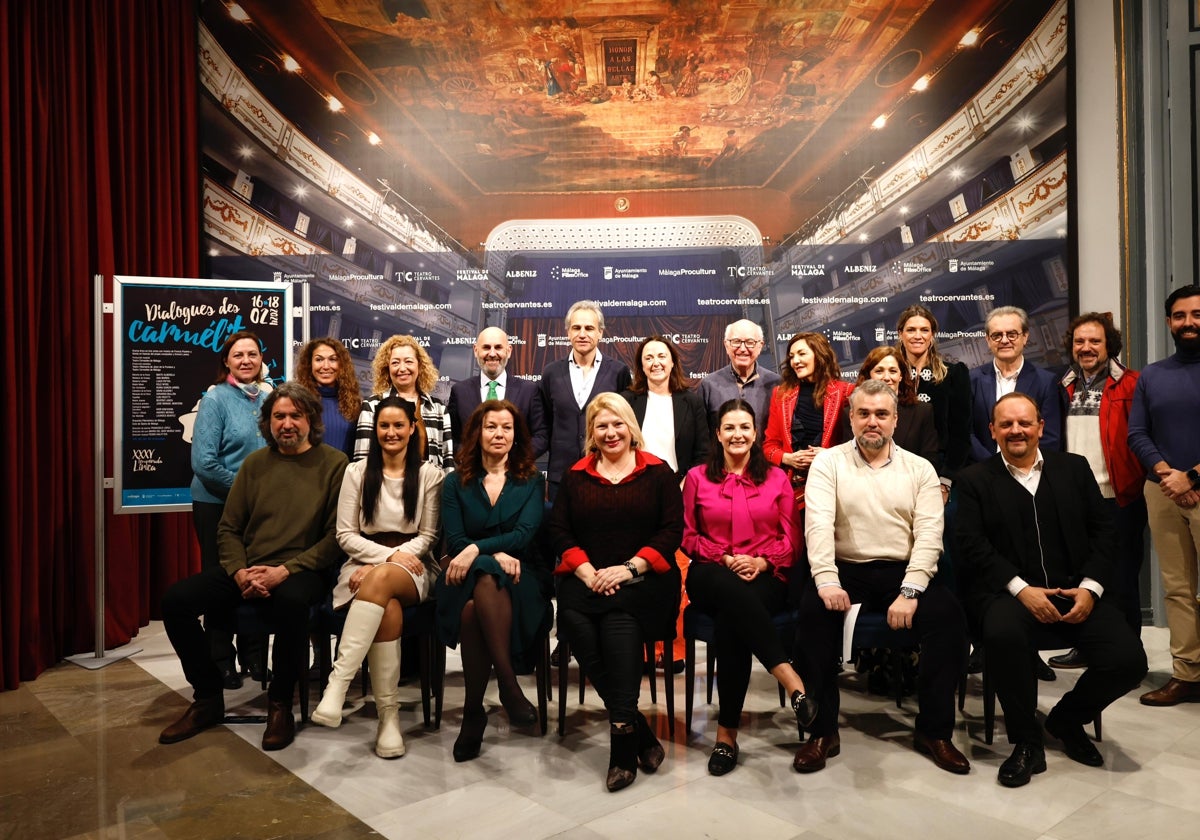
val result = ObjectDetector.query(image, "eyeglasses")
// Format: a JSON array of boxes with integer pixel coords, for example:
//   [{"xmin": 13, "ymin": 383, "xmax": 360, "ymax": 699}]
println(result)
[
  {"xmin": 726, "ymin": 338, "xmax": 761, "ymax": 349},
  {"xmin": 987, "ymin": 330, "xmax": 1024, "ymax": 343}
]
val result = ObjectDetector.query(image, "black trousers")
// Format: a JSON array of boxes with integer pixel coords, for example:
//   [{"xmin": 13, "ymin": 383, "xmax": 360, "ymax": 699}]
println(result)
[
  {"xmin": 161, "ymin": 564, "xmax": 326, "ymax": 704},
  {"xmin": 796, "ymin": 561, "xmax": 968, "ymax": 740},
  {"xmin": 686, "ymin": 562, "xmax": 789, "ymax": 729},
  {"xmin": 557, "ymin": 608, "xmax": 643, "ymax": 726},
  {"xmin": 979, "ymin": 595, "xmax": 1147, "ymax": 745},
  {"xmin": 1106, "ymin": 496, "xmax": 1149, "ymax": 633}
]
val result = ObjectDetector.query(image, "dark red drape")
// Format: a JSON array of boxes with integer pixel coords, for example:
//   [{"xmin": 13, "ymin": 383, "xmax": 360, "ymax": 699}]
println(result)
[{"xmin": 1, "ymin": 0, "xmax": 202, "ymax": 689}]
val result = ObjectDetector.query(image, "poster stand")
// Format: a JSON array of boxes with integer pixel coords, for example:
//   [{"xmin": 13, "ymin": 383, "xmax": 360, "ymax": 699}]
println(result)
[{"xmin": 69, "ymin": 274, "xmax": 141, "ymax": 668}]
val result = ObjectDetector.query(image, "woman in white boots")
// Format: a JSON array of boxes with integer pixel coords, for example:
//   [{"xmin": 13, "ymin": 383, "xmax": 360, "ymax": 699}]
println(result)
[{"xmin": 312, "ymin": 396, "xmax": 444, "ymax": 757}]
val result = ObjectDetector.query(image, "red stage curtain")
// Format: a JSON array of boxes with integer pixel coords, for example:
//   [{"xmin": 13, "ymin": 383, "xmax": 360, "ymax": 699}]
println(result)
[{"xmin": 1, "ymin": 0, "xmax": 201, "ymax": 689}]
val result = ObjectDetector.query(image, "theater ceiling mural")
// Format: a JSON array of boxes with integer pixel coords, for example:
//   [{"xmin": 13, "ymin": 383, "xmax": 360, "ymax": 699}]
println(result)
[{"xmin": 202, "ymin": 0, "xmax": 1054, "ymax": 245}]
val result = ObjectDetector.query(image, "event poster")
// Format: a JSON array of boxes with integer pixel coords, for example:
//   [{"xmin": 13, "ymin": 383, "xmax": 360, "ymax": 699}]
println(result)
[{"xmin": 113, "ymin": 276, "xmax": 291, "ymax": 512}]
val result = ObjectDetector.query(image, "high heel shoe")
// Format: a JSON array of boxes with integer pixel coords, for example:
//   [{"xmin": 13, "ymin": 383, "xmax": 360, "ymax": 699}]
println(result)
[
  {"xmin": 791, "ymin": 690, "xmax": 818, "ymax": 732},
  {"xmin": 453, "ymin": 708, "xmax": 487, "ymax": 763},
  {"xmin": 499, "ymin": 683, "xmax": 539, "ymax": 728},
  {"xmin": 633, "ymin": 712, "xmax": 665, "ymax": 773},
  {"xmin": 606, "ymin": 722, "xmax": 639, "ymax": 792}
]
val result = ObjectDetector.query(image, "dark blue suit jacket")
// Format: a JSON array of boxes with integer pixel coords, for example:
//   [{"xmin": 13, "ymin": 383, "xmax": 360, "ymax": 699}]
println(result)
[
  {"xmin": 448, "ymin": 375, "xmax": 548, "ymax": 459},
  {"xmin": 540, "ymin": 356, "xmax": 631, "ymax": 484},
  {"xmin": 968, "ymin": 361, "xmax": 1063, "ymax": 463}
]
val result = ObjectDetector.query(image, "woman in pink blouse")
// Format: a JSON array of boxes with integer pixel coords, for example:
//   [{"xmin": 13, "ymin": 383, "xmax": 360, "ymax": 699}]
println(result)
[{"xmin": 682, "ymin": 398, "xmax": 817, "ymax": 776}]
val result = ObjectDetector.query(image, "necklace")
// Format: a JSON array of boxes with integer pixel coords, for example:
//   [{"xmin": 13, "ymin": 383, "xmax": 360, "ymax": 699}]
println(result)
[{"xmin": 596, "ymin": 454, "xmax": 634, "ymax": 483}]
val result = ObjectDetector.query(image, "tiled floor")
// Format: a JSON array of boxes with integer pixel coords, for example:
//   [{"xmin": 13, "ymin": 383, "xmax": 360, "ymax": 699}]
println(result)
[{"xmin": 2, "ymin": 623, "xmax": 1198, "ymax": 839}]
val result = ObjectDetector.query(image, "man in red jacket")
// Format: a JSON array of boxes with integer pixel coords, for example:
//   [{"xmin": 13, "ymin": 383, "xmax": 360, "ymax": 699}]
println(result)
[{"xmin": 1050, "ymin": 313, "xmax": 1147, "ymax": 669}]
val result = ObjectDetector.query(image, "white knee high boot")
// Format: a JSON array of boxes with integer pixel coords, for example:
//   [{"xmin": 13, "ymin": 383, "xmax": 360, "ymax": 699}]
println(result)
[
  {"xmin": 368, "ymin": 639, "xmax": 405, "ymax": 758},
  {"xmin": 311, "ymin": 601, "xmax": 385, "ymax": 727}
]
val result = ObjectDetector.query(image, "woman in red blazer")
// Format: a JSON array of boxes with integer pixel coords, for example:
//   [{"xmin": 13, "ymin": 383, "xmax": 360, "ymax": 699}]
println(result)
[{"xmin": 763, "ymin": 332, "xmax": 853, "ymax": 514}]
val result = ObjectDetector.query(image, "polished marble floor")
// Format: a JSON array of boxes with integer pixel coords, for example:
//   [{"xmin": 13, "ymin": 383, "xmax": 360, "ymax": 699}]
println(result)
[{"xmin": 2, "ymin": 623, "xmax": 1198, "ymax": 840}]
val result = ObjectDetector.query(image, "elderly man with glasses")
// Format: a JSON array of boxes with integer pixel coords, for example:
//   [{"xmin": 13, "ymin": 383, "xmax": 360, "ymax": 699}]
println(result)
[
  {"xmin": 967, "ymin": 306, "xmax": 1063, "ymax": 465},
  {"xmin": 699, "ymin": 319, "xmax": 780, "ymax": 433}
]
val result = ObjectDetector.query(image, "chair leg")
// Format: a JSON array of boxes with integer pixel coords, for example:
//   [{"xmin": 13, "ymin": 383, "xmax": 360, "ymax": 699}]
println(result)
[
  {"xmin": 297, "ymin": 639, "xmax": 310, "ymax": 726},
  {"xmin": 536, "ymin": 634, "xmax": 550, "ymax": 736},
  {"xmin": 433, "ymin": 641, "xmax": 444, "ymax": 731},
  {"xmin": 418, "ymin": 630, "xmax": 432, "ymax": 729},
  {"xmin": 982, "ymin": 655, "xmax": 995, "ymax": 746},
  {"xmin": 557, "ymin": 640, "xmax": 569, "ymax": 737},
  {"xmin": 1093, "ymin": 712, "xmax": 1102, "ymax": 742},
  {"xmin": 664, "ymin": 654, "xmax": 675, "ymax": 738},
  {"xmin": 685, "ymin": 635, "xmax": 696, "ymax": 733},
  {"xmin": 646, "ymin": 643, "xmax": 658, "ymax": 704},
  {"xmin": 705, "ymin": 641, "xmax": 715, "ymax": 705}
]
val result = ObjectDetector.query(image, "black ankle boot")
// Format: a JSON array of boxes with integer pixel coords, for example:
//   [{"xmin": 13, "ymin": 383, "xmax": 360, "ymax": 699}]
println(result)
[
  {"xmin": 791, "ymin": 690, "xmax": 818, "ymax": 736},
  {"xmin": 634, "ymin": 712, "xmax": 665, "ymax": 772},
  {"xmin": 606, "ymin": 722, "xmax": 639, "ymax": 792},
  {"xmin": 453, "ymin": 708, "xmax": 487, "ymax": 763}
]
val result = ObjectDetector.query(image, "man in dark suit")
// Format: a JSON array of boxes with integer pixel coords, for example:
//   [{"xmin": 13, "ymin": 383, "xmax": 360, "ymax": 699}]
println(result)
[
  {"xmin": 968, "ymin": 306, "xmax": 1063, "ymax": 463},
  {"xmin": 448, "ymin": 326, "xmax": 547, "ymax": 458},
  {"xmin": 956, "ymin": 392, "xmax": 1147, "ymax": 788},
  {"xmin": 539, "ymin": 300, "xmax": 631, "ymax": 498}
]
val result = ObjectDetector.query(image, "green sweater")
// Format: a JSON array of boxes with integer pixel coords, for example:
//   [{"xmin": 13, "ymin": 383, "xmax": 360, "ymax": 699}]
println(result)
[{"xmin": 218, "ymin": 443, "xmax": 348, "ymax": 576}]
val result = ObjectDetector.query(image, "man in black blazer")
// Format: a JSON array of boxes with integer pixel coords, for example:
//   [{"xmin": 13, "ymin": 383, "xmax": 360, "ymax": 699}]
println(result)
[
  {"xmin": 448, "ymin": 326, "xmax": 547, "ymax": 458},
  {"xmin": 956, "ymin": 393, "xmax": 1146, "ymax": 788},
  {"xmin": 539, "ymin": 300, "xmax": 631, "ymax": 497},
  {"xmin": 968, "ymin": 306, "xmax": 1063, "ymax": 463}
]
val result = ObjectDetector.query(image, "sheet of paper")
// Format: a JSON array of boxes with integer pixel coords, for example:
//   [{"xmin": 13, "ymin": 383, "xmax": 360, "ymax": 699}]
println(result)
[{"xmin": 842, "ymin": 602, "xmax": 862, "ymax": 664}]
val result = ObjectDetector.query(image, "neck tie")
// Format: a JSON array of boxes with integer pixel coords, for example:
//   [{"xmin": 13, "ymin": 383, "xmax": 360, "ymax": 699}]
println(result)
[{"xmin": 486, "ymin": 379, "xmax": 498, "ymax": 401}]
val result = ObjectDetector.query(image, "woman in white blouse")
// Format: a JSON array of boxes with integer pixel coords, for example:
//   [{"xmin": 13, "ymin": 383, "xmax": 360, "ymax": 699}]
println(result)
[{"xmin": 311, "ymin": 396, "xmax": 444, "ymax": 758}]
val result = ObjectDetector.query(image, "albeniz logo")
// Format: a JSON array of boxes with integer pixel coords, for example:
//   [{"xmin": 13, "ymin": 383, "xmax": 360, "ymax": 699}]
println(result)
[
  {"xmin": 132, "ymin": 448, "xmax": 163, "ymax": 472},
  {"xmin": 843, "ymin": 264, "xmax": 876, "ymax": 275},
  {"xmin": 506, "ymin": 270, "xmax": 537, "ymax": 279}
]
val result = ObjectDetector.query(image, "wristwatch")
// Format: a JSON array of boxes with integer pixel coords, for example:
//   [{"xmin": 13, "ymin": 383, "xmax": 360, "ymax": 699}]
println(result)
[
  {"xmin": 623, "ymin": 560, "xmax": 639, "ymax": 578},
  {"xmin": 899, "ymin": 585, "xmax": 921, "ymax": 600},
  {"xmin": 1188, "ymin": 467, "xmax": 1200, "ymax": 489}
]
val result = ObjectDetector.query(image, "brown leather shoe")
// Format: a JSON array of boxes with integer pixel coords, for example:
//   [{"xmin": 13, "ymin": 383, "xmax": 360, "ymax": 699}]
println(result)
[
  {"xmin": 914, "ymin": 732, "xmax": 970, "ymax": 775},
  {"xmin": 792, "ymin": 733, "xmax": 840, "ymax": 773},
  {"xmin": 159, "ymin": 697, "xmax": 224, "ymax": 744},
  {"xmin": 1140, "ymin": 677, "xmax": 1200, "ymax": 706},
  {"xmin": 262, "ymin": 700, "xmax": 295, "ymax": 751}
]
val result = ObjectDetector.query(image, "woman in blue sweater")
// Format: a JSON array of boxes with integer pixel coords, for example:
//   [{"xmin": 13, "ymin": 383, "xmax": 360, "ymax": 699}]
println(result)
[{"xmin": 189, "ymin": 329, "xmax": 272, "ymax": 688}]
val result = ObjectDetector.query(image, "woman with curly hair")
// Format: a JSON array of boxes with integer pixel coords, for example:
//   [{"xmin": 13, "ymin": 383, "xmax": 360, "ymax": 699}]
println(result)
[
  {"xmin": 436, "ymin": 400, "xmax": 551, "ymax": 761},
  {"xmin": 295, "ymin": 337, "xmax": 361, "ymax": 456},
  {"xmin": 352, "ymin": 334, "xmax": 453, "ymax": 469},
  {"xmin": 762, "ymin": 332, "xmax": 853, "ymax": 513}
]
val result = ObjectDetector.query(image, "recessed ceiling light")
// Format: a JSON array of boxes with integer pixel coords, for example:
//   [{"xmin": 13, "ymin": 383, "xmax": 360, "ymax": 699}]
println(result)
[
  {"xmin": 327, "ymin": 95, "xmax": 343, "ymax": 112},
  {"xmin": 282, "ymin": 54, "xmax": 300, "ymax": 73}
]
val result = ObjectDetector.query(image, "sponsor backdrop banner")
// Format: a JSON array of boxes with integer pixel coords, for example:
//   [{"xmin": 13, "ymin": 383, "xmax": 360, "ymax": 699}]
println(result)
[{"xmin": 113, "ymin": 276, "xmax": 291, "ymax": 513}]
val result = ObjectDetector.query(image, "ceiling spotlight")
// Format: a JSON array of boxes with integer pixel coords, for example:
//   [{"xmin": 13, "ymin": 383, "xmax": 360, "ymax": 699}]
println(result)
[
  {"xmin": 949, "ymin": 166, "xmax": 965, "ymax": 180},
  {"xmin": 367, "ymin": 132, "xmax": 382, "ymax": 146},
  {"xmin": 293, "ymin": 184, "xmax": 308, "ymax": 199},
  {"xmin": 235, "ymin": 144, "xmax": 254, "ymax": 159},
  {"xmin": 858, "ymin": 233, "xmax": 870, "ymax": 242},
  {"xmin": 227, "ymin": 3, "xmax": 250, "ymax": 23},
  {"xmin": 960, "ymin": 29, "xmax": 980, "ymax": 47},
  {"xmin": 1015, "ymin": 113, "xmax": 1036, "ymax": 133},
  {"xmin": 343, "ymin": 217, "xmax": 354, "ymax": 227},
  {"xmin": 386, "ymin": 244, "xmax": 397, "ymax": 252},
  {"xmin": 900, "ymin": 206, "xmax": 910, "ymax": 214},
  {"xmin": 911, "ymin": 75, "xmax": 930, "ymax": 92},
  {"xmin": 327, "ymin": 95, "xmax": 344, "ymax": 112},
  {"xmin": 282, "ymin": 54, "xmax": 301, "ymax": 73},
  {"xmin": 871, "ymin": 114, "xmax": 887, "ymax": 130}
]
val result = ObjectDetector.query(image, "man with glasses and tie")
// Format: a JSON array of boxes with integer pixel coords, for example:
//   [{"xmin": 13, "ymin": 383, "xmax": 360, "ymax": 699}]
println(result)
[
  {"xmin": 968, "ymin": 306, "xmax": 1063, "ymax": 464},
  {"xmin": 449, "ymin": 326, "xmax": 548, "ymax": 458},
  {"xmin": 699, "ymin": 319, "xmax": 780, "ymax": 433}
]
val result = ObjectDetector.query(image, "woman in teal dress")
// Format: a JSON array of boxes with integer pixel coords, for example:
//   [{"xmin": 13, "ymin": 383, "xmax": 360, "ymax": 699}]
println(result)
[{"xmin": 437, "ymin": 399, "xmax": 551, "ymax": 762}]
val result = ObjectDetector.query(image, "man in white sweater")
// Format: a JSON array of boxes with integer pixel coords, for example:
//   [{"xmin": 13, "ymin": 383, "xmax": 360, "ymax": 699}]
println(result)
[{"xmin": 793, "ymin": 379, "xmax": 970, "ymax": 776}]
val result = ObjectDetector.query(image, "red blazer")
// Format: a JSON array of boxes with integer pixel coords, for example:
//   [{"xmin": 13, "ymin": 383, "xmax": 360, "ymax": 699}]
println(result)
[
  {"xmin": 1061, "ymin": 360, "xmax": 1145, "ymax": 507},
  {"xmin": 763, "ymin": 379, "xmax": 855, "ymax": 466}
]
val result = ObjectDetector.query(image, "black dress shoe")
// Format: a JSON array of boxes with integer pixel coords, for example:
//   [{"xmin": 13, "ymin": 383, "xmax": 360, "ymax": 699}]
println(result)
[
  {"xmin": 262, "ymin": 700, "xmax": 295, "ymax": 751},
  {"xmin": 791, "ymin": 690, "xmax": 818, "ymax": 731},
  {"xmin": 707, "ymin": 741, "xmax": 739, "ymax": 776},
  {"xmin": 217, "ymin": 660, "xmax": 243, "ymax": 691},
  {"xmin": 499, "ymin": 685, "xmax": 539, "ymax": 728},
  {"xmin": 914, "ymin": 732, "xmax": 971, "ymax": 775},
  {"xmin": 246, "ymin": 660, "xmax": 272, "ymax": 685},
  {"xmin": 1034, "ymin": 655, "xmax": 1056, "ymax": 682},
  {"xmin": 453, "ymin": 709, "xmax": 486, "ymax": 763},
  {"xmin": 998, "ymin": 743, "xmax": 1046, "ymax": 787},
  {"xmin": 792, "ymin": 733, "xmax": 840, "ymax": 773},
  {"xmin": 1045, "ymin": 707, "xmax": 1103, "ymax": 767},
  {"xmin": 1048, "ymin": 648, "xmax": 1087, "ymax": 669},
  {"xmin": 159, "ymin": 697, "xmax": 225, "ymax": 744}
]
